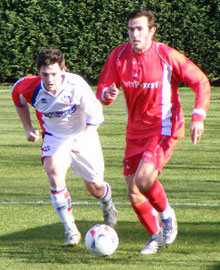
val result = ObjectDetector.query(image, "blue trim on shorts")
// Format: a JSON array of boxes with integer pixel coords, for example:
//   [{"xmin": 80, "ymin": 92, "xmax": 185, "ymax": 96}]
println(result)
[{"xmin": 42, "ymin": 131, "xmax": 53, "ymax": 138}]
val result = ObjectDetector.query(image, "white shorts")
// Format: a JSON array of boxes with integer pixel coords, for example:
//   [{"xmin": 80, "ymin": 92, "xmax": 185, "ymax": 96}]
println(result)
[{"xmin": 41, "ymin": 132, "xmax": 104, "ymax": 184}]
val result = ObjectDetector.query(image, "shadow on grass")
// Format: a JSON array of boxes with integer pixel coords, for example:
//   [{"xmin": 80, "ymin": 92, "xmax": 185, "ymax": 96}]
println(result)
[
  {"xmin": 0, "ymin": 220, "xmax": 144, "ymax": 266},
  {"xmin": 210, "ymin": 264, "xmax": 220, "ymax": 270},
  {"xmin": 0, "ymin": 220, "xmax": 219, "ymax": 268}
]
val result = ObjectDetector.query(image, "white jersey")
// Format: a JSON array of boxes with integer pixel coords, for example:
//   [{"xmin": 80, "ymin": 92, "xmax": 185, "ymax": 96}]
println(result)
[{"xmin": 12, "ymin": 72, "xmax": 104, "ymax": 139}]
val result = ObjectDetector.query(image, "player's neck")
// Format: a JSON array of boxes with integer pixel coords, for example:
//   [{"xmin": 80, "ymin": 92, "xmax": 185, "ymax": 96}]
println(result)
[
  {"xmin": 48, "ymin": 89, "xmax": 59, "ymax": 95},
  {"xmin": 133, "ymin": 40, "xmax": 153, "ymax": 54}
]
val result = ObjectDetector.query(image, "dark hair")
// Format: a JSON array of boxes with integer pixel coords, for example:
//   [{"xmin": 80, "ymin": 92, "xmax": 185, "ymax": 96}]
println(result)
[
  {"xmin": 127, "ymin": 10, "xmax": 156, "ymax": 29},
  {"xmin": 36, "ymin": 49, "xmax": 65, "ymax": 71}
]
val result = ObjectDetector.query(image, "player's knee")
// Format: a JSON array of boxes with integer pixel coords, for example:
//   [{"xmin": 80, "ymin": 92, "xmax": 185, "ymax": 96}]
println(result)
[
  {"xmin": 44, "ymin": 166, "xmax": 66, "ymax": 188},
  {"xmin": 45, "ymin": 169, "xmax": 66, "ymax": 188},
  {"xmin": 135, "ymin": 167, "xmax": 157, "ymax": 192},
  {"xmin": 135, "ymin": 174, "xmax": 154, "ymax": 192}
]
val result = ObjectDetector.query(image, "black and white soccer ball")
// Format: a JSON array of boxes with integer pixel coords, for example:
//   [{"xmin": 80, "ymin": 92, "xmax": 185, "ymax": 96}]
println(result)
[{"xmin": 84, "ymin": 224, "xmax": 119, "ymax": 256}]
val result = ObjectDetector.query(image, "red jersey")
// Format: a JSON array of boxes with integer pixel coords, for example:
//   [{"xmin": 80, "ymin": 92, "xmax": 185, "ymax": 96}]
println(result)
[{"xmin": 96, "ymin": 41, "xmax": 210, "ymax": 139}]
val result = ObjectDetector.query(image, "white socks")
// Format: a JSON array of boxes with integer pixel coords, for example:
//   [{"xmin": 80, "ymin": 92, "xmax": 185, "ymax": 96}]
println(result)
[
  {"xmin": 50, "ymin": 183, "xmax": 113, "ymax": 230},
  {"xmin": 50, "ymin": 186, "xmax": 75, "ymax": 231},
  {"xmin": 159, "ymin": 204, "xmax": 173, "ymax": 220},
  {"xmin": 100, "ymin": 182, "xmax": 112, "ymax": 202}
]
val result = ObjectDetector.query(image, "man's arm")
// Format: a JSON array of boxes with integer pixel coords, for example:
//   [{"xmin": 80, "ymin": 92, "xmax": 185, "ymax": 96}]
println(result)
[
  {"xmin": 188, "ymin": 74, "xmax": 210, "ymax": 145},
  {"xmin": 168, "ymin": 46, "xmax": 210, "ymax": 145},
  {"xmin": 96, "ymin": 48, "xmax": 121, "ymax": 105},
  {"xmin": 15, "ymin": 106, "xmax": 39, "ymax": 142}
]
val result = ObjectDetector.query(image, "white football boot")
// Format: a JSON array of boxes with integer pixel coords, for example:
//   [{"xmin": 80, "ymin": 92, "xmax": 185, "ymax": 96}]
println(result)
[
  {"xmin": 140, "ymin": 228, "xmax": 166, "ymax": 255},
  {"xmin": 63, "ymin": 223, "xmax": 81, "ymax": 247},
  {"xmin": 161, "ymin": 208, "xmax": 178, "ymax": 245},
  {"xmin": 100, "ymin": 199, "xmax": 118, "ymax": 228}
]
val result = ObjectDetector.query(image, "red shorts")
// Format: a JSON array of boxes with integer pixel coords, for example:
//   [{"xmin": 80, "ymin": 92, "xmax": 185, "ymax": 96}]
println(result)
[{"xmin": 123, "ymin": 135, "xmax": 178, "ymax": 176}]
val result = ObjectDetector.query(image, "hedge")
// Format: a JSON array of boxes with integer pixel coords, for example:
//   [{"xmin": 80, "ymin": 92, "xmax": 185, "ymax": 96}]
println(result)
[{"xmin": 0, "ymin": 0, "xmax": 219, "ymax": 84}]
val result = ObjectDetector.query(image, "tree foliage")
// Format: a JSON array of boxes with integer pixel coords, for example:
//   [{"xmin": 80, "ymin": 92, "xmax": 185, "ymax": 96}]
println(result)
[{"xmin": 0, "ymin": 0, "xmax": 219, "ymax": 84}]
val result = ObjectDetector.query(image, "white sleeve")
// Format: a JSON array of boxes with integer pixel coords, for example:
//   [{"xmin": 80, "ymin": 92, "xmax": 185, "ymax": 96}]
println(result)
[{"xmin": 78, "ymin": 77, "xmax": 104, "ymax": 125}]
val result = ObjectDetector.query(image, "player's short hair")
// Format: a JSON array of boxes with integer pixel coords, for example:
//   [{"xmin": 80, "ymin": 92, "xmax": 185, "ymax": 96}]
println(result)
[
  {"xmin": 36, "ymin": 49, "xmax": 65, "ymax": 71},
  {"xmin": 127, "ymin": 10, "xmax": 156, "ymax": 29}
]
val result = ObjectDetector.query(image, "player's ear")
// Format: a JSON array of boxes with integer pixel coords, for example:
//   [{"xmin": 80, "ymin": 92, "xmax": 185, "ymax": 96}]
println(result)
[
  {"xmin": 36, "ymin": 64, "xmax": 42, "ymax": 75},
  {"xmin": 62, "ymin": 66, "xmax": 66, "ymax": 76},
  {"xmin": 150, "ymin": 26, "xmax": 156, "ymax": 38}
]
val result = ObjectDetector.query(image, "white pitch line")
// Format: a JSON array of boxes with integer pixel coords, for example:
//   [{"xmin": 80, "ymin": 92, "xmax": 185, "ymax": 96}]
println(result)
[
  {"xmin": 0, "ymin": 90, "xmax": 11, "ymax": 93},
  {"xmin": 171, "ymin": 202, "xmax": 220, "ymax": 207},
  {"xmin": 0, "ymin": 201, "xmax": 219, "ymax": 207}
]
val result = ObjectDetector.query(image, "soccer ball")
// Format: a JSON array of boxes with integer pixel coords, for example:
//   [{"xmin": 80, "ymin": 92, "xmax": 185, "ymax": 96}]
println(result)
[{"xmin": 84, "ymin": 224, "xmax": 119, "ymax": 256}]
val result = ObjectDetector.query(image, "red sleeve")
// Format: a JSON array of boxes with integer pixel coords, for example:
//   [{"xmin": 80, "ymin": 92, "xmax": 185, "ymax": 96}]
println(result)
[
  {"xmin": 12, "ymin": 76, "xmax": 41, "ymax": 107},
  {"xmin": 12, "ymin": 78, "xmax": 26, "ymax": 107},
  {"xmin": 96, "ymin": 46, "xmax": 123, "ymax": 105},
  {"xmin": 159, "ymin": 44, "xmax": 210, "ymax": 121}
]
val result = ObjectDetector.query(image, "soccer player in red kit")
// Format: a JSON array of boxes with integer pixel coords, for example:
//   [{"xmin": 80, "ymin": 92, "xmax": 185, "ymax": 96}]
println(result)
[{"xmin": 96, "ymin": 10, "xmax": 210, "ymax": 255}]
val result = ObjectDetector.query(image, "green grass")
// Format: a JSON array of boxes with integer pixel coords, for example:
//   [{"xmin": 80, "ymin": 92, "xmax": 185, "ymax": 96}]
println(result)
[{"xmin": 0, "ymin": 86, "xmax": 220, "ymax": 270}]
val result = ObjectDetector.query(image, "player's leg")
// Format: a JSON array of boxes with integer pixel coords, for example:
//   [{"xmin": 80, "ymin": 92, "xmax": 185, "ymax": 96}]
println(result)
[
  {"xmin": 84, "ymin": 181, "xmax": 117, "ymax": 227},
  {"xmin": 125, "ymin": 173, "xmax": 164, "ymax": 254},
  {"xmin": 44, "ymin": 154, "xmax": 81, "ymax": 246},
  {"xmin": 135, "ymin": 136, "xmax": 178, "ymax": 247},
  {"xmin": 70, "ymin": 133, "xmax": 117, "ymax": 228},
  {"xmin": 126, "ymin": 173, "xmax": 161, "ymax": 232},
  {"xmin": 140, "ymin": 173, "xmax": 177, "ymax": 245},
  {"xmin": 44, "ymin": 155, "xmax": 81, "ymax": 247},
  {"xmin": 42, "ymin": 136, "xmax": 81, "ymax": 247},
  {"xmin": 135, "ymin": 160, "xmax": 168, "ymax": 213}
]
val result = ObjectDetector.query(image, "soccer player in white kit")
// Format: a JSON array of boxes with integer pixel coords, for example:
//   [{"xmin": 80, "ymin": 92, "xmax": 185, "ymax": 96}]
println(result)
[{"xmin": 12, "ymin": 49, "xmax": 117, "ymax": 246}]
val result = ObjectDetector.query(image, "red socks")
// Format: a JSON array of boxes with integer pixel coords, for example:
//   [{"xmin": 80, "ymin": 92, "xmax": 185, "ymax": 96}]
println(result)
[
  {"xmin": 143, "ymin": 179, "xmax": 167, "ymax": 212},
  {"xmin": 132, "ymin": 180, "xmax": 168, "ymax": 234},
  {"xmin": 132, "ymin": 200, "xmax": 161, "ymax": 234}
]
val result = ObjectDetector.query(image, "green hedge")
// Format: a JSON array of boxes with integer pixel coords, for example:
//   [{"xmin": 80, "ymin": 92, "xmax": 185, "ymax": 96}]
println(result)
[{"xmin": 0, "ymin": 0, "xmax": 219, "ymax": 84}]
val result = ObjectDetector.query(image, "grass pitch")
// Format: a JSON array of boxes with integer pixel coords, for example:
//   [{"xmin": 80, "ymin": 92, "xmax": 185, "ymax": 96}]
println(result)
[{"xmin": 0, "ymin": 86, "xmax": 219, "ymax": 270}]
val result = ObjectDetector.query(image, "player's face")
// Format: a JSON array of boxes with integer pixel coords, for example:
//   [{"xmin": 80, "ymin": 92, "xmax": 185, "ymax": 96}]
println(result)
[
  {"xmin": 128, "ymin": 16, "xmax": 156, "ymax": 53},
  {"xmin": 39, "ymin": 63, "xmax": 65, "ymax": 93}
]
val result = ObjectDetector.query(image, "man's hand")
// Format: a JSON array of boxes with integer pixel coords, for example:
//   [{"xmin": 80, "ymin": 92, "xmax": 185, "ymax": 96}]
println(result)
[
  {"xmin": 104, "ymin": 83, "xmax": 119, "ymax": 101},
  {"xmin": 26, "ymin": 128, "xmax": 40, "ymax": 142},
  {"xmin": 190, "ymin": 121, "xmax": 204, "ymax": 145}
]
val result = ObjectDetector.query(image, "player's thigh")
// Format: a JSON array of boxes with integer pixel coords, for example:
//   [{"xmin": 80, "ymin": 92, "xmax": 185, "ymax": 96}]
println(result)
[
  {"xmin": 42, "ymin": 135, "xmax": 71, "ymax": 184},
  {"xmin": 43, "ymin": 154, "xmax": 70, "ymax": 187}
]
